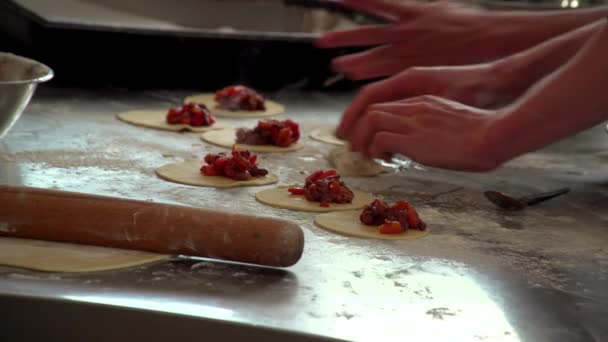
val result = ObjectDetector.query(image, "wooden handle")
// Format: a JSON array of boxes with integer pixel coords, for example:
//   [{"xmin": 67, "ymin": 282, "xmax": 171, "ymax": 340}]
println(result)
[{"xmin": 0, "ymin": 185, "xmax": 304, "ymax": 267}]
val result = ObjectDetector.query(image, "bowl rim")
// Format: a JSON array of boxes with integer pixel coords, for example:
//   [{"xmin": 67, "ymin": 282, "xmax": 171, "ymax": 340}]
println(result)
[{"xmin": 0, "ymin": 52, "xmax": 54, "ymax": 85}]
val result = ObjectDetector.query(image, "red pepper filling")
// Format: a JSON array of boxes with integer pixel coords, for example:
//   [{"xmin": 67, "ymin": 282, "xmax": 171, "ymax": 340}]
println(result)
[
  {"xmin": 166, "ymin": 102, "xmax": 216, "ymax": 127},
  {"xmin": 200, "ymin": 146, "xmax": 268, "ymax": 181},
  {"xmin": 288, "ymin": 170, "xmax": 354, "ymax": 206},
  {"xmin": 360, "ymin": 199, "xmax": 426, "ymax": 234},
  {"xmin": 236, "ymin": 119, "xmax": 300, "ymax": 147},
  {"xmin": 215, "ymin": 85, "xmax": 266, "ymax": 111}
]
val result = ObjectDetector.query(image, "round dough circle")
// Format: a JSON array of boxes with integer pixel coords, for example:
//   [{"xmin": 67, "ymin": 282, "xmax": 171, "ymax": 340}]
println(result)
[
  {"xmin": 117, "ymin": 110, "xmax": 226, "ymax": 132},
  {"xmin": 156, "ymin": 160, "xmax": 278, "ymax": 188},
  {"xmin": 255, "ymin": 186, "xmax": 375, "ymax": 212},
  {"xmin": 0, "ymin": 237, "xmax": 168, "ymax": 273},
  {"xmin": 314, "ymin": 211, "xmax": 429, "ymax": 240},
  {"xmin": 184, "ymin": 94, "xmax": 284, "ymax": 118},
  {"xmin": 309, "ymin": 127, "xmax": 346, "ymax": 146},
  {"xmin": 328, "ymin": 147, "xmax": 387, "ymax": 177},
  {"xmin": 201, "ymin": 129, "xmax": 304, "ymax": 153}
]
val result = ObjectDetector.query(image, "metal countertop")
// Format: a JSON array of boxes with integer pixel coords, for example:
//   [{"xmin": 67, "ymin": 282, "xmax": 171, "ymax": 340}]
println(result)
[{"xmin": 1, "ymin": 87, "xmax": 607, "ymax": 342}]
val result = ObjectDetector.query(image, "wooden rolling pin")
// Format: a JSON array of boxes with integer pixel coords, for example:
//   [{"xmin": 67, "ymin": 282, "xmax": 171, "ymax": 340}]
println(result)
[{"xmin": 0, "ymin": 185, "xmax": 304, "ymax": 267}]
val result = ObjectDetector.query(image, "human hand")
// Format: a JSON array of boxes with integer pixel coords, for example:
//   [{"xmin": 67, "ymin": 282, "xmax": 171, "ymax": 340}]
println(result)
[
  {"xmin": 336, "ymin": 20, "xmax": 606, "ymax": 139},
  {"xmin": 335, "ymin": 64, "xmax": 514, "ymax": 139},
  {"xmin": 348, "ymin": 95, "xmax": 503, "ymax": 171},
  {"xmin": 316, "ymin": 0, "xmax": 579, "ymax": 80}
]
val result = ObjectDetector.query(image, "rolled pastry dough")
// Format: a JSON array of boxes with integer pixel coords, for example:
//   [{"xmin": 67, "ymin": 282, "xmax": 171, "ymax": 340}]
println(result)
[
  {"xmin": 309, "ymin": 127, "xmax": 346, "ymax": 146},
  {"xmin": 117, "ymin": 110, "xmax": 225, "ymax": 132},
  {"xmin": 328, "ymin": 147, "xmax": 388, "ymax": 177},
  {"xmin": 255, "ymin": 186, "xmax": 374, "ymax": 212},
  {"xmin": 0, "ymin": 237, "xmax": 168, "ymax": 273},
  {"xmin": 184, "ymin": 94, "xmax": 284, "ymax": 118},
  {"xmin": 156, "ymin": 160, "xmax": 278, "ymax": 188},
  {"xmin": 314, "ymin": 211, "xmax": 429, "ymax": 240}
]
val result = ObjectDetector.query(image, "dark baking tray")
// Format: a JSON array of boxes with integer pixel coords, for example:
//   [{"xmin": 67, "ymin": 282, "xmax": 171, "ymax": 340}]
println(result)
[{"xmin": 0, "ymin": 0, "xmax": 377, "ymax": 90}]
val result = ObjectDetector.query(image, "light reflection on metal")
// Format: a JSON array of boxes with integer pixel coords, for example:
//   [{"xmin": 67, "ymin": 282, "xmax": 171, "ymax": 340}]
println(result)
[
  {"xmin": 561, "ymin": 0, "xmax": 579, "ymax": 8},
  {"xmin": 294, "ymin": 260, "xmax": 521, "ymax": 341},
  {"xmin": 63, "ymin": 295, "xmax": 237, "ymax": 321},
  {"xmin": 377, "ymin": 154, "xmax": 426, "ymax": 171}
]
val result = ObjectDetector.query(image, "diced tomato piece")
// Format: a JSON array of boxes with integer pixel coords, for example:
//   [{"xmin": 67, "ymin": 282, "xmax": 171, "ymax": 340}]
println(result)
[
  {"xmin": 249, "ymin": 154, "xmax": 257, "ymax": 165},
  {"xmin": 379, "ymin": 221, "xmax": 404, "ymax": 234},
  {"xmin": 203, "ymin": 154, "xmax": 216, "ymax": 165},
  {"xmin": 258, "ymin": 120, "xmax": 273, "ymax": 130},
  {"xmin": 320, "ymin": 201, "xmax": 330, "ymax": 208},
  {"xmin": 200, "ymin": 146, "xmax": 268, "ymax": 181},
  {"xmin": 275, "ymin": 128, "xmax": 292, "ymax": 147},
  {"xmin": 166, "ymin": 102, "xmax": 214, "ymax": 127},
  {"xmin": 306, "ymin": 170, "xmax": 325, "ymax": 183},
  {"xmin": 288, "ymin": 187, "xmax": 306, "ymax": 195},
  {"xmin": 328, "ymin": 180, "xmax": 341, "ymax": 194},
  {"xmin": 285, "ymin": 120, "xmax": 300, "ymax": 140},
  {"xmin": 406, "ymin": 206, "xmax": 423, "ymax": 229},
  {"xmin": 200, "ymin": 165, "xmax": 220, "ymax": 176},
  {"xmin": 360, "ymin": 199, "xmax": 426, "ymax": 232},
  {"xmin": 214, "ymin": 157, "xmax": 230, "ymax": 169},
  {"xmin": 232, "ymin": 155, "xmax": 250, "ymax": 171},
  {"xmin": 319, "ymin": 170, "xmax": 338, "ymax": 179}
]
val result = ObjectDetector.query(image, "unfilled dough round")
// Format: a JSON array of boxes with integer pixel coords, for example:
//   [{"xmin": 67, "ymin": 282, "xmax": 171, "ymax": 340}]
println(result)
[
  {"xmin": 117, "ymin": 110, "xmax": 226, "ymax": 132},
  {"xmin": 184, "ymin": 94, "xmax": 284, "ymax": 118},
  {"xmin": 314, "ymin": 211, "xmax": 429, "ymax": 240},
  {"xmin": 201, "ymin": 129, "xmax": 304, "ymax": 153},
  {"xmin": 328, "ymin": 147, "xmax": 387, "ymax": 177},
  {"xmin": 255, "ymin": 186, "xmax": 375, "ymax": 212},
  {"xmin": 156, "ymin": 160, "xmax": 278, "ymax": 188},
  {"xmin": 309, "ymin": 127, "xmax": 346, "ymax": 146},
  {"xmin": 0, "ymin": 237, "xmax": 169, "ymax": 273}
]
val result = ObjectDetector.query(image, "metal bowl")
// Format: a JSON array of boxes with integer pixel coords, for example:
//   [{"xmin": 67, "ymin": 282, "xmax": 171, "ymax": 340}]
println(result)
[{"xmin": 0, "ymin": 52, "xmax": 53, "ymax": 138}]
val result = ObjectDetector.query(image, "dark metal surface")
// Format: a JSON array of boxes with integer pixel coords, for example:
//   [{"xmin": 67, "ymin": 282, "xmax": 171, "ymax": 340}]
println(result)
[
  {"xmin": 484, "ymin": 188, "xmax": 571, "ymax": 210},
  {"xmin": 0, "ymin": 0, "xmax": 368, "ymax": 89},
  {"xmin": 1, "ymin": 87, "xmax": 607, "ymax": 341}
]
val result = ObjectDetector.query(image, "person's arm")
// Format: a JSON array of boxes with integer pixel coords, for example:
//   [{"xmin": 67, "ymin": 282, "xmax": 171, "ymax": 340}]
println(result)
[
  {"xmin": 340, "ymin": 20, "xmax": 608, "ymax": 171},
  {"xmin": 336, "ymin": 19, "xmax": 606, "ymax": 139},
  {"xmin": 317, "ymin": 0, "xmax": 608, "ymax": 80},
  {"xmin": 487, "ymin": 18, "xmax": 608, "ymax": 163},
  {"xmin": 488, "ymin": 19, "xmax": 607, "ymax": 105}
]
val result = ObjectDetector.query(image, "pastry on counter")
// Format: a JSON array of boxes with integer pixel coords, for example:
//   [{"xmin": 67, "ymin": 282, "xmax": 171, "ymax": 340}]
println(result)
[
  {"xmin": 201, "ymin": 119, "xmax": 304, "ymax": 153},
  {"xmin": 309, "ymin": 126, "xmax": 345, "ymax": 146},
  {"xmin": 156, "ymin": 146, "xmax": 278, "ymax": 188},
  {"xmin": 185, "ymin": 85, "xmax": 284, "ymax": 118},
  {"xmin": 256, "ymin": 170, "xmax": 374, "ymax": 212},
  {"xmin": 117, "ymin": 102, "xmax": 226, "ymax": 132},
  {"xmin": 315, "ymin": 199, "xmax": 428, "ymax": 240}
]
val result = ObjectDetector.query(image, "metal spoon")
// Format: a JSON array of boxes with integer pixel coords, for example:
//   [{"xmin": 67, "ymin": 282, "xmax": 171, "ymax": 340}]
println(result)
[{"xmin": 484, "ymin": 188, "xmax": 571, "ymax": 210}]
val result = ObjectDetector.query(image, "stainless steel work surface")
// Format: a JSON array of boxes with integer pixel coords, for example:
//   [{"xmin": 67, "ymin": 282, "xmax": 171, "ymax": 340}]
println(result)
[{"xmin": 1, "ymin": 87, "xmax": 607, "ymax": 341}]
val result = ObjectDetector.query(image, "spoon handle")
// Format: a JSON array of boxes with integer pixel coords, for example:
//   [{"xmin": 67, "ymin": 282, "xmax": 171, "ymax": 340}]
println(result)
[{"xmin": 520, "ymin": 188, "xmax": 571, "ymax": 206}]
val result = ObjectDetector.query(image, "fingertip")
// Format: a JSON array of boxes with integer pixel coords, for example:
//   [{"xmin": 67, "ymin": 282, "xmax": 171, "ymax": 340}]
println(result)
[
  {"xmin": 330, "ymin": 58, "xmax": 348, "ymax": 73},
  {"xmin": 314, "ymin": 36, "xmax": 331, "ymax": 48},
  {"xmin": 336, "ymin": 119, "xmax": 352, "ymax": 139}
]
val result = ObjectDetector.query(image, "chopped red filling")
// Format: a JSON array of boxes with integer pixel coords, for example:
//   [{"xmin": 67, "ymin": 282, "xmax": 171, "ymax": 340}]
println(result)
[
  {"xmin": 166, "ymin": 102, "xmax": 216, "ymax": 127},
  {"xmin": 236, "ymin": 119, "xmax": 300, "ymax": 147},
  {"xmin": 288, "ymin": 170, "xmax": 354, "ymax": 206},
  {"xmin": 360, "ymin": 199, "xmax": 426, "ymax": 234},
  {"xmin": 200, "ymin": 146, "xmax": 268, "ymax": 181},
  {"xmin": 215, "ymin": 85, "xmax": 266, "ymax": 111}
]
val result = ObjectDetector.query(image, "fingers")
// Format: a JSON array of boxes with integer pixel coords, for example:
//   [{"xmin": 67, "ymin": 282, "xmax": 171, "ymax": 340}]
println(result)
[
  {"xmin": 367, "ymin": 131, "xmax": 416, "ymax": 161},
  {"xmin": 332, "ymin": 45, "xmax": 413, "ymax": 79},
  {"xmin": 336, "ymin": 74, "xmax": 413, "ymax": 138},
  {"xmin": 348, "ymin": 110, "xmax": 416, "ymax": 154},
  {"xmin": 316, "ymin": 25, "xmax": 398, "ymax": 48},
  {"xmin": 343, "ymin": 59, "xmax": 411, "ymax": 80}
]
